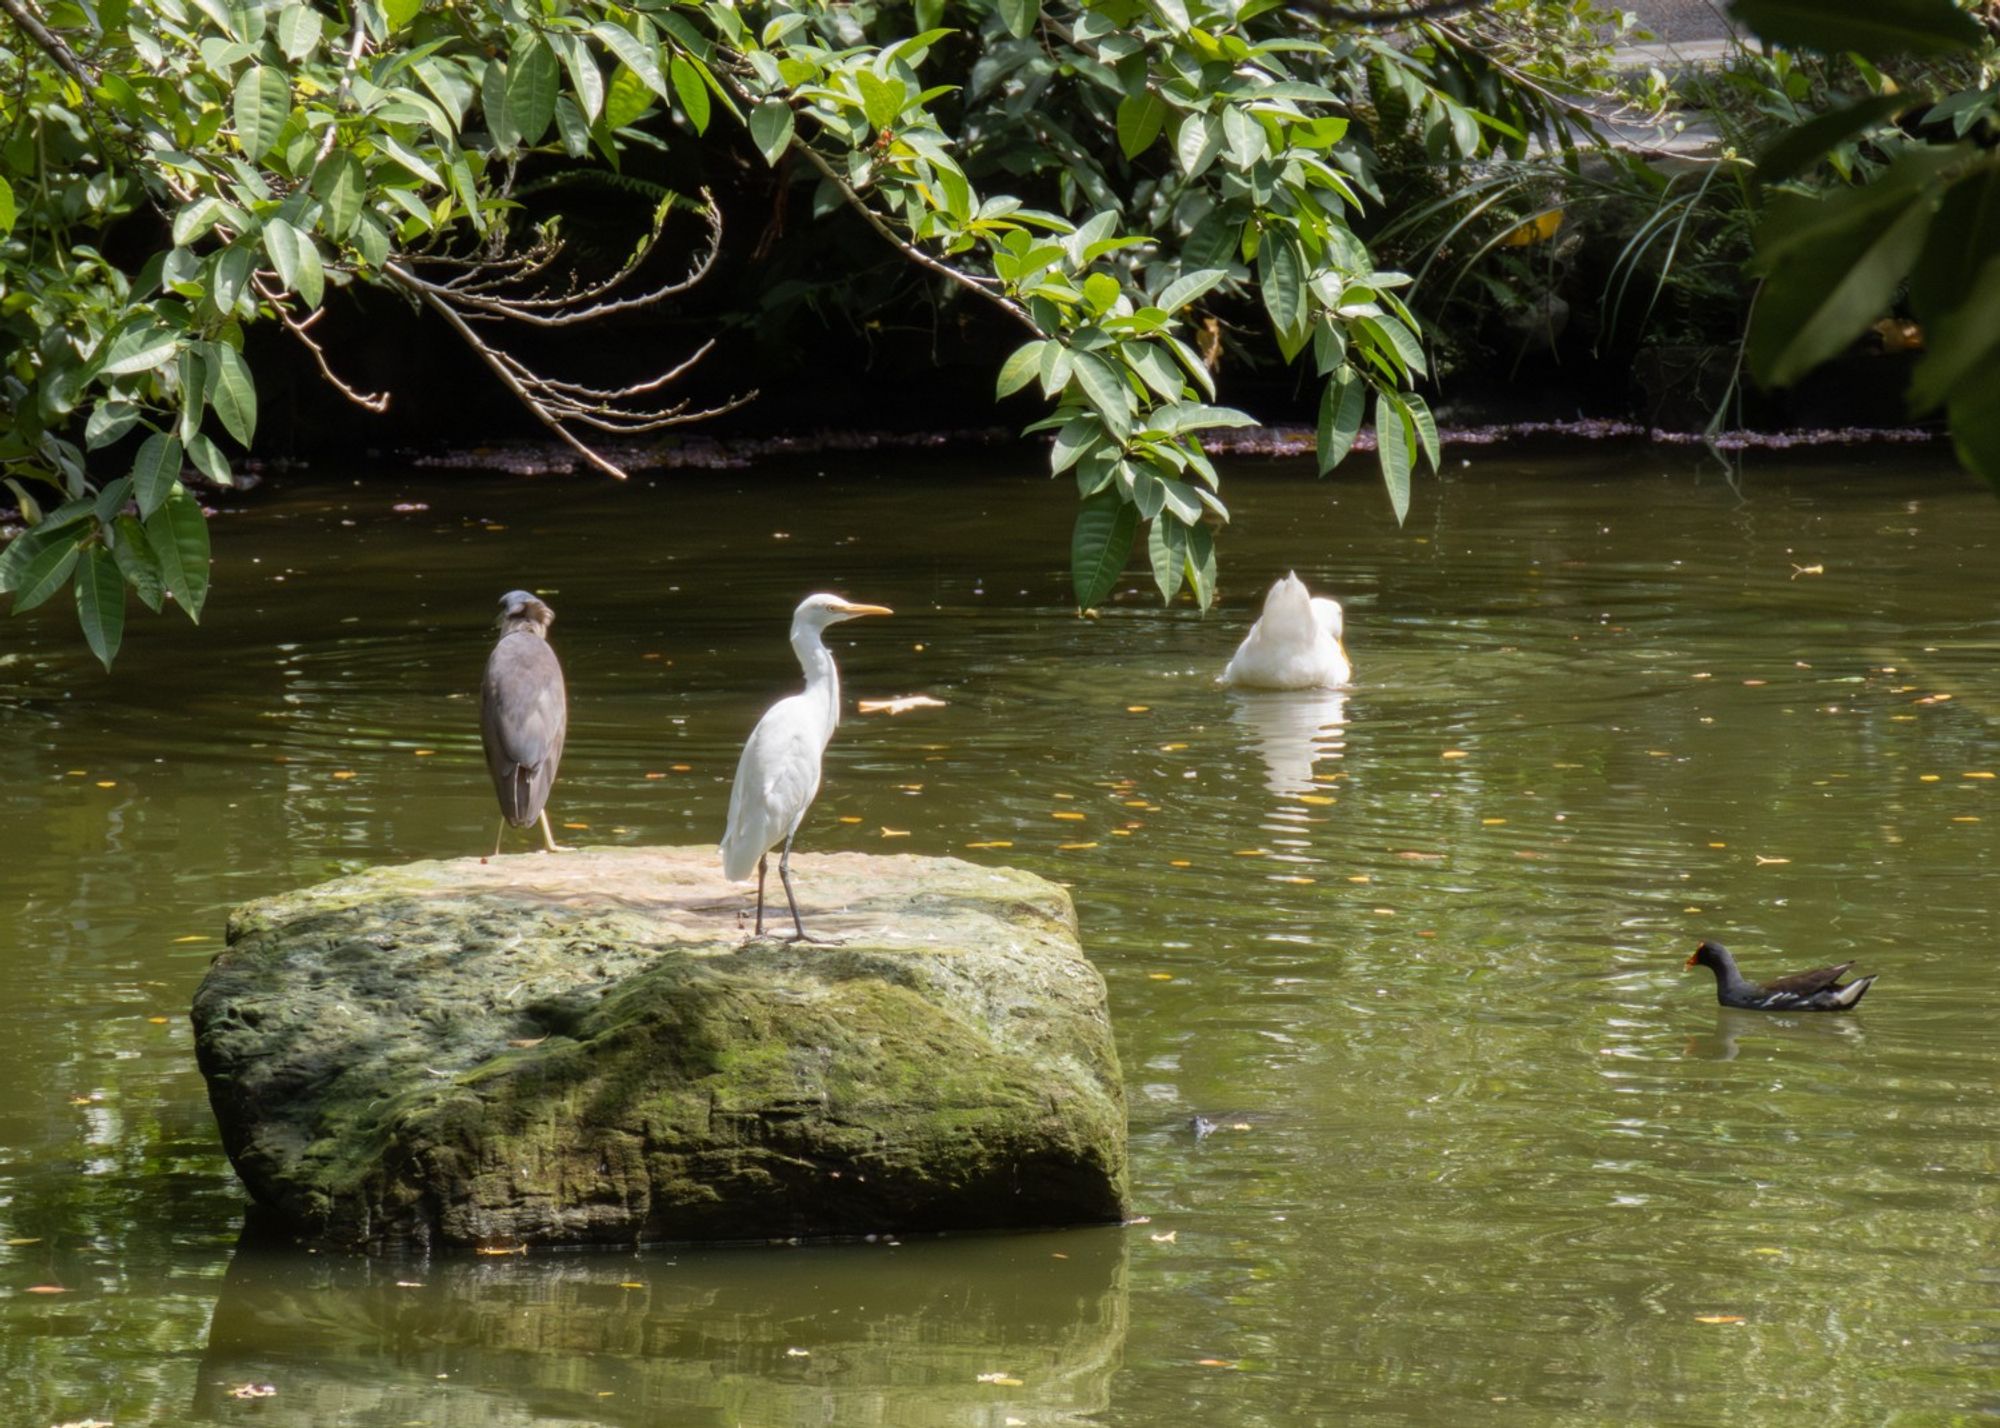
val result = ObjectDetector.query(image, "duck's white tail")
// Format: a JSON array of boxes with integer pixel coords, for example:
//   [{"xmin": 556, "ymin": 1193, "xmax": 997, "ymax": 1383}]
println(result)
[{"xmin": 1832, "ymin": 975, "xmax": 1876, "ymax": 1008}]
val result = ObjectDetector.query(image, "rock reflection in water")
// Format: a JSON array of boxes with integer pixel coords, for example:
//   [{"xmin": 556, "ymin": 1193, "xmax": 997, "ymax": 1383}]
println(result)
[
  {"xmin": 1228, "ymin": 689, "xmax": 1348, "ymax": 799},
  {"xmin": 196, "ymin": 1220, "xmax": 1128, "ymax": 1426}
]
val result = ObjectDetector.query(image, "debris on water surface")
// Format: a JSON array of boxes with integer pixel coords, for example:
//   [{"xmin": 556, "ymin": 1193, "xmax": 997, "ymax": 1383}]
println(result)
[
  {"xmin": 976, "ymin": 1371, "xmax": 1024, "ymax": 1386},
  {"xmin": 226, "ymin": 1384, "xmax": 277, "ymax": 1399},
  {"xmin": 857, "ymin": 695, "xmax": 947, "ymax": 715}
]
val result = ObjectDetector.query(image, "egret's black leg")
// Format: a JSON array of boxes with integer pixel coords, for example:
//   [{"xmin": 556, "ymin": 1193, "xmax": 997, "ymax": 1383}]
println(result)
[
  {"xmin": 779, "ymin": 832, "xmax": 840, "ymax": 944},
  {"xmin": 754, "ymin": 853, "xmax": 769, "ymax": 937}
]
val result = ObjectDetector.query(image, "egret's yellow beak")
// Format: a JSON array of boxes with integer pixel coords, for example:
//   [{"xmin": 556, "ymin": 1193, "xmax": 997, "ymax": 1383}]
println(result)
[{"xmin": 836, "ymin": 602, "xmax": 893, "ymax": 617}]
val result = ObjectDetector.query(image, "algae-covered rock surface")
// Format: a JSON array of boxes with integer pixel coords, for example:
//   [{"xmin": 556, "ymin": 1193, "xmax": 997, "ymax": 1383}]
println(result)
[{"xmin": 191, "ymin": 848, "xmax": 1128, "ymax": 1250}]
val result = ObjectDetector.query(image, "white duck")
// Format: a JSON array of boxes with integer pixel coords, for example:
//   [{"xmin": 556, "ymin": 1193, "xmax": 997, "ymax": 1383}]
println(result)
[{"xmin": 1217, "ymin": 572, "xmax": 1352, "ymax": 689}]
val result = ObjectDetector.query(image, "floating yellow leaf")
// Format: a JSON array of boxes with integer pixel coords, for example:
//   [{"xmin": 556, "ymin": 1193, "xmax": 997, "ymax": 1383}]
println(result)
[
  {"xmin": 1052, "ymin": 811, "xmax": 1086, "ymax": 821},
  {"xmin": 880, "ymin": 828, "xmax": 911, "ymax": 838},
  {"xmin": 837, "ymin": 816, "xmax": 863, "ymax": 824},
  {"xmin": 1149, "ymin": 972, "xmax": 1173, "ymax": 981},
  {"xmin": 671, "ymin": 764, "xmax": 692, "ymax": 773},
  {"xmin": 396, "ymin": 1280, "xmax": 424, "ymax": 1288},
  {"xmin": 1272, "ymin": 875, "xmax": 1315, "ymax": 884},
  {"xmin": 1372, "ymin": 908, "xmax": 1395, "ymax": 916},
  {"xmin": 1790, "ymin": 563, "xmax": 1824, "ymax": 578},
  {"xmin": 1481, "ymin": 818, "xmax": 1507, "ymax": 826},
  {"xmin": 25, "ymin": 1285, "xmax": 69, "ymax": 1294},
  {"xmin": 1297, "ymin": 794, "xmax": 1335, "ymax": 806},
  {"xmin": 6, "ymin": 1237, "xmax": 41, "ymax": 1246},
  {"xmin": 1125, "ymin": 799, "xmax": 1149, "ymax": 807},
  {"xmin": 1160, "ymin": 742, "xmax": 1188, "ymax": 752},
  {"xmin": 94, "ymin": 780, "xmax": 116, "ymax": 789},
  {"xmin": 1127, "ymin": 705, "xmax": 1150, "ymax": 713},
  {"xmin": 413, "ymin": 748, "xmax": 435, "ymax": 757},
  {"xmin": 1708, "ymin": 842, "xmax": 1727, "ymax": 849},
  {"xmin": 620, "ymin": 1281, "xmax": 643, "ymax": 1289},
  {"xmin": 563, "ymin": 822, "xmax": 589, "ymax": 830},
  {"xmin": 1964, "ymin": 771, "xmax": 1995, "ymax": 779},
  {"xmin": 475, "ymin": 1245, "xmax": 526, "ymax": 1256},
  {"xmin": 1441, "ymin": 750, "xmax": 1468, "ymax": 760},
  {"xmin": 976, "ymin": 1372, "xmax": 1024, "ymax": 1386},
  {"xmin": 965, "ymin": 840, "xmax": 1014, "ymax": 849},
  {"xmin": 1920, "ymin": 773, "xmax": 1940, "ymax": 781},
  {"xmin": 1953, "ymin": 816, "xmax": 1981, "ymax": 823},
  {"xmin": 1754, "ymin": 855, "xmax": 1790, "ymax": 865},
  {"xmin": 1348, "ymin": 874, "xmax": 1371, "ymax": 883},
  {"xmin": 148, "ymin": 1016, "xmax": 169, "ymax": 1025},
  {"xmin": 1058, "ymin": 841, "xmax": 1099, "ymax": 851},
  {"xmin": 1197, "ymin": 1358, "xmax": 1236, "ymax": 1368},
  {"xmin": 331, "ymin": 770, "xmax": 356, "ymax": 780},
  {"xmin": 174, "ymin": 935, "xmax": 210, "ymax": 944},
  {"xmin": 1694, "ymin": 1315, "xmax": 1744, "ymax": 1325},
  {"xmin": 645, "ymin": 772, "xmax": 667, "ymax": 780},
  {"xmin": 1233, "ymin": 849, "xmax": 1267, "ymax": 858},
  {"xmin": 1753, "ymin": 1248, "xmax": 1783, "ymax": 1256},
  {"xmin": 1168, "ymin": 858, "xmax": 1191, "ymax": 868}
]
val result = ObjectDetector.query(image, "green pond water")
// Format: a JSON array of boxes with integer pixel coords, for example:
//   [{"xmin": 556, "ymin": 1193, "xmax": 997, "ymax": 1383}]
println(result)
[{"xmin": 2, "ymin": 444, "xmax": 1997, "ymax": 1426}]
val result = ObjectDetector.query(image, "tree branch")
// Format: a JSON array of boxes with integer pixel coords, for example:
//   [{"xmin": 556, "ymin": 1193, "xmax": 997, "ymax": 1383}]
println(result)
[
  {"xmin": 0, "ymin": 0, "xmax": 96, "ymax": 88},
  {"xmin": 789, "ymin": 139, "xmax": 1046, "ymax": 338},
  {"xmin": 1293, "ymin": 0, "xmax": 1492, "ymax": 24}
]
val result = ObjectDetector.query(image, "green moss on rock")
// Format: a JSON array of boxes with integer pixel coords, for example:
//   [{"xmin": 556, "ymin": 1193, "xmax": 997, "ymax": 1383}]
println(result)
[{"xmin": 192, "ymin": 848, "xmax": 1129, "ymax": 1249}]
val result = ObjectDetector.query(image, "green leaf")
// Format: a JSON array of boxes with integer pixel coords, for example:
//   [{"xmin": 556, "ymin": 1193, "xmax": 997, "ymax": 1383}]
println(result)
[
  {"xmin": 1175, "ymin": 112, "xmax": 1221, "ymax": 179},
  {"xmin": 212, "ymin": 244, "xmax": 252, "ymax": 314},
  {"xmin": 1316, "ymin": 369, "xmax": 1364, "ymax": 474},
  {"xmin": 1909, "ymin": 167, "xmax": 2000, "ymax": 328},
  {"xmin": 1405, "ymin": 391, "xmax": 1442, "ymax": 473},
  {"xmin": 1159, "ymin": 268, "xmax": 1227, "ymax": 315},
  {"xmin": 131, "ymin": 432, "xmax": 182, "ymax": 517},
  {"xmin": 9, "ymin": 529, "xmax": 81, "ymax": 613},
  {"xmin": 1051, "ymin": 414, "xmax": 1103, "ymax": 474},
  {"xmin": 383, "ymin": 0, "xmax": 422, "ymax": 28},
  {"xmin": 187, "ymin": 433, "xmax": 234, "ymax": 487},
  {"xmin": 1147, "ymin": 516, "xmax": 1187, "ymax": 603},
  {"xmin": 177, "ymin": 348, "xmax": 207, "ymax": 445},
  {"xmin": 1116, "ymin": 92, "xmax": 1167, "ymax": 159},
  {"xmin": 996, "ymin": 340, "xmax": 1046, "ymax": 398},
  {"xmin": 145, "ymin": 485, "xmax": 211, "ymax": 622},
  {"xmin": 0, "ymin": 177, "xmax": 16, "ymax": 236},
  {"xmin": 1757, "ymin": 94, "xmax": 1909, "ymax": 182},
  {"xmin": 1375, "ymin": 392, "xmax": 1413, "ymax": 526},
  {"xmin": 1184, "ymin": 521, "xmax": 1216, "ymax": 609},
  {"xmin": 294, "ymin": 234, "xmax": 325, "ymax": 309},
  {"xmin": 75, "ymin": 546, "xmax": 125, "ymax": 670},
  {"xmin": 1083, "ymin": 271, "xmax": 1121, "ymax": 315},
  {"xmin": 99, "ymin": 324, "xmax": 181, "ymax": 377},
  {"xmin": 1070, "ymin": 351, "xmax": 1131, "ymax": 443},
  {"xmin": 749, "ymin": 98, "xmax": 795, "ymax": 166},
  {"xmin": 1908, "ymin": 255, "xmax": 2000, "ymax": 412},
  {"xmin": 998, "ymin": 0, "xmax": 1039, "ymax": 38},
  {"xmin": 232, "ymin": 66, "xmax": 290, "ymax": 163},
  {"xmin": 86, "ymin": 402, "xmax": 141, "ymax": 450},
  {"xmin": 1071, "ymin": 492, "xmax": 1137, "ymax": 610},
  {"xmin": 313, "ymin": 150, "xmax": 363, "ymax": 238},
  {"xmin": 1729, "ymin": 0, "xmax": 1982, "ymax": 57},
  {"xmin": 1944, "ymin": 355, "xmax": 2000, "ymax": 487},
  {"xmin": 592, "ymin": 21, "xmax": 670, "ymax": 101},
  {"xmin": 377, "ymin": 134, "xmax": 442, "ymax": 186},
  {"xmin": 1260, "ymin": 240, "xmax": 1307, "ymax": 349},
  {"xmin": 508, "ymin": 38, "xmax": 560, "ymax": 146},
  {"xmin": 669, "ymin": 54, "xmax": 711, "ymax": 133},
  {"xmin": 1748, "ymin": 148, "xmax": 1957, "ymax": 388},
  {"xmin": 276, "ymin": 4, "xmax": 322, "ymax": 60},
  {"xmin": 1359, "ymin": 313, "xmax": 1428, "ymax": 379},
  {"xmin": 559, "ymin": 38, "xmax": 605, "ymax": 123},
  {"xmin": 111, "ymin": 516, "xmax": 164, "ymax": 613},
  {"xmin": 210, "ymin": 344, "xmax": 258, "ymax": 447},
  {"xmin": 855, "ymin": 71, "xmax": 905, "ymax": 132},
  {"xmin": 1126, "ymin": 342, "xmax": 1187, "ymax": 402},
  {"xmin": 262, "ymin": 216, "xmax": 303, "ymax": 292},
  {"xmin": 1221, "ymin": 105, "xmax": 1265, "ymax": 169}
]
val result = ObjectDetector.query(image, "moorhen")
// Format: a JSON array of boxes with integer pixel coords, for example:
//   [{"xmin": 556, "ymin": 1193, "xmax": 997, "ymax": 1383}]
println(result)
[{"xmin": 1685, "ymin": 939, "xmax": 1876, "ymax": 1011}]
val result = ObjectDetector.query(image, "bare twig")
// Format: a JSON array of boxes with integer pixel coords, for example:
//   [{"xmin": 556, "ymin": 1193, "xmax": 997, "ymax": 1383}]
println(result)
[
  {"xmin": 380, "ymin": 196, "xmax": 751, "ymax": 476},
  {"xmin": 1294, "ymin": 0, "xmax": 1491, "ymax": 23},
  {"xmin": 253, "ymin": 275, "xmax": 391, "ymax": 413}
]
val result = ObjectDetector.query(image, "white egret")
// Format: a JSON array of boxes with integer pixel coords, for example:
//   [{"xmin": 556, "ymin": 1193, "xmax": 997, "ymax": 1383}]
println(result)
[
  {"xmin": 1217, "ymin": 571, "xmax": 1352, "ymax": 689},
  {"xmin": 720, "ymin": 593, "xmax": 892, "ymax": 940},
  {"xmin": 480, "ymin": 590, "xmax": 568, "ymax": 855}
]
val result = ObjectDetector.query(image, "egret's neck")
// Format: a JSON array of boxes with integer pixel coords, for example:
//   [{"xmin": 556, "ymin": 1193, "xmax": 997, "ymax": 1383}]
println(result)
[{"xmin": 791, "ymin": 622, "xmax": 841, "ymax": 733}]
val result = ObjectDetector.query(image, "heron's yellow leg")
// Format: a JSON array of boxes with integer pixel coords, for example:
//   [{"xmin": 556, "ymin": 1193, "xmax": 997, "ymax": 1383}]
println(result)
[{"xmin": 492, "ymin": 817, "xmax": 507, "ymax": 858}]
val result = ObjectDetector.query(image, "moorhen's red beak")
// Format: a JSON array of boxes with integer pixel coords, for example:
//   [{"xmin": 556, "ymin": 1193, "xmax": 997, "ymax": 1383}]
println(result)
[{"xmin": 1684, "ymin": 952, "xmax": 1698, "ymax": 970}]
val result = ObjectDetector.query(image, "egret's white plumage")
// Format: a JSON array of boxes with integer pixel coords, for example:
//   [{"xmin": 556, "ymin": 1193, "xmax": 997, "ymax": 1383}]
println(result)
[
  {"xmin": 720, "ymin": 593, "xmax": 891, "ymax": 939},
  {"xmin": 1218, "ymin": 572, "xmax": 1352, "ymax": 689}
]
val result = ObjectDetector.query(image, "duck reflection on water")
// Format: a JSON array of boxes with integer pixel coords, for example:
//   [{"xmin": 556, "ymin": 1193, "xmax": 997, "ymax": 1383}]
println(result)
[{"xmin": 1229, "ymin": 687, "xmax": 1349, "ymax": 800}]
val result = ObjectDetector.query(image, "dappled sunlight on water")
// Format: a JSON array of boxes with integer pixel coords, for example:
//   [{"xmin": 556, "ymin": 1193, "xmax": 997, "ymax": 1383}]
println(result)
[{"xmin": 1, "ymin": 445, "xmax": 1998, "ymax": 1423}]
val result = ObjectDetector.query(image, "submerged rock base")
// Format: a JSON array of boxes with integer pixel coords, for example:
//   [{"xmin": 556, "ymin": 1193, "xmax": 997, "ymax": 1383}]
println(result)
[{"xmin": 191, "ymin": 848, "xmax": 1128, "ymax": 1251}]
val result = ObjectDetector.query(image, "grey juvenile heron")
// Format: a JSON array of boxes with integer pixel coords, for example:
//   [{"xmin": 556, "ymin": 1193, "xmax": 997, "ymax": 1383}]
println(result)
[
  {"xmin": 720, "ymin": 593, "xmax": 891, "ymax": 941},
  {"xmin": 480, "ymin": 589, "xmax": 568, "ymax": 855}
]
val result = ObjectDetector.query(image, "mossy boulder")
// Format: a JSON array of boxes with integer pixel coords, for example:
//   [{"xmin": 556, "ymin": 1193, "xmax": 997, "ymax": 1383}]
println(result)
[{"xmin": 191, "ymin": 847, "xmax": 1128, "ymax": 1250}]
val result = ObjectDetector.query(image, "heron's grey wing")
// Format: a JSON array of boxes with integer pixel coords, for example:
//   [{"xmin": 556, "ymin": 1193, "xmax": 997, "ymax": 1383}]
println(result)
[{"xmin": 480, "ymin": 634, "xmax": 568, "ymax": 825}]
